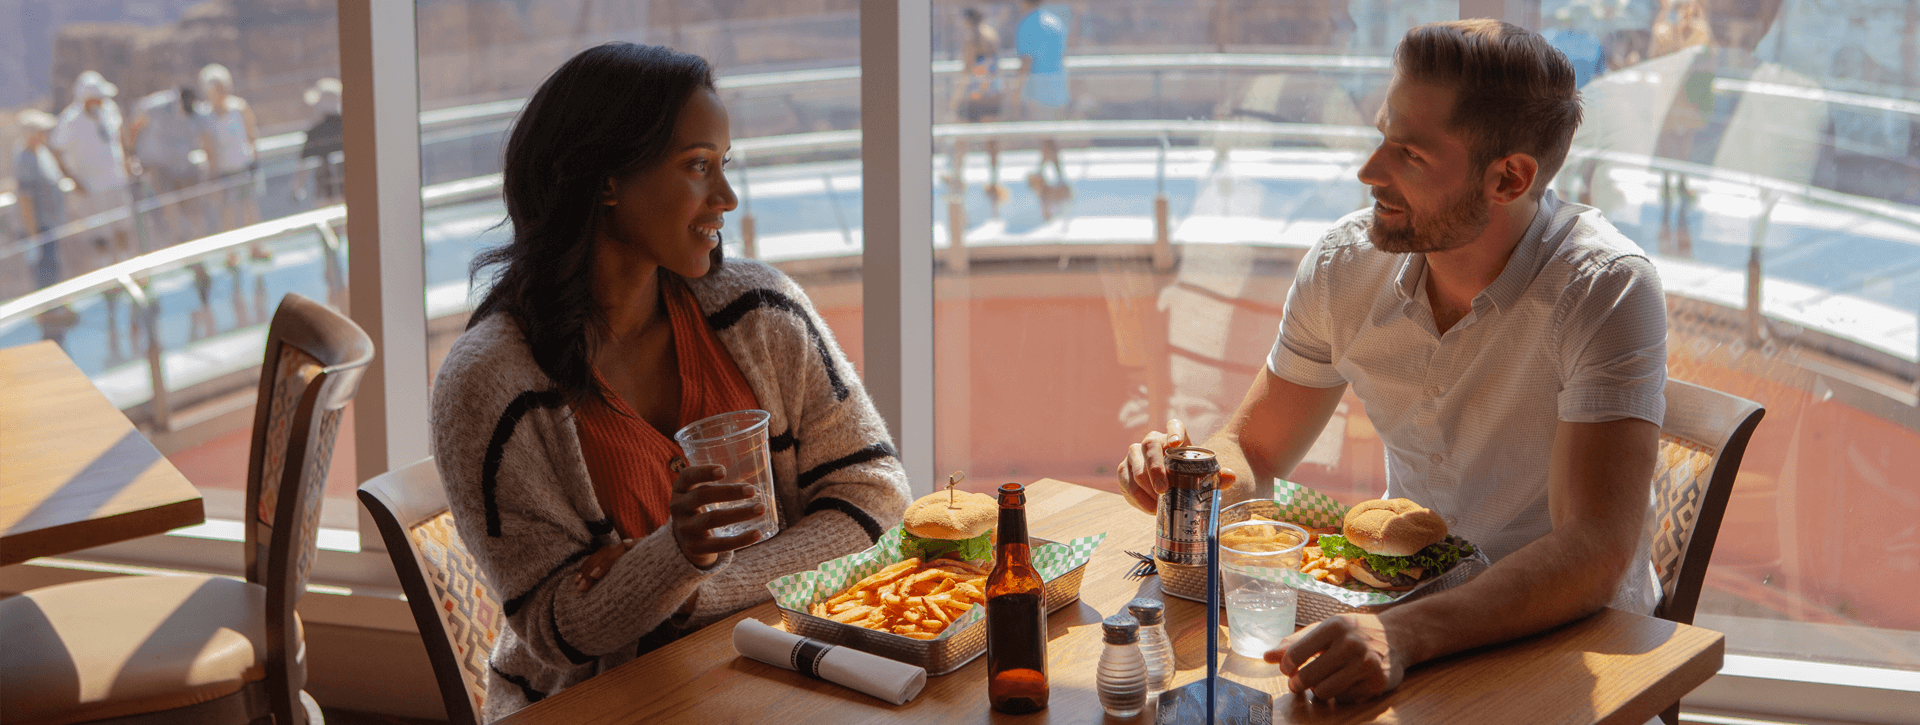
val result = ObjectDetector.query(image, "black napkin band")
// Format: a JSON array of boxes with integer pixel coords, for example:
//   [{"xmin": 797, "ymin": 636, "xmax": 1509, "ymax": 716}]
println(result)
[{"xmin": 789, "ymin": 637, "xmax": 835, "ymax": 679}]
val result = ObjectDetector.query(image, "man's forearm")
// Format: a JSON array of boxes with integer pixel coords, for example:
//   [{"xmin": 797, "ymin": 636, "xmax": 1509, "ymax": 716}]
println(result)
[{"xmin": 1381, "ymin": 526, "xmax": 1634, "ymax": 666}]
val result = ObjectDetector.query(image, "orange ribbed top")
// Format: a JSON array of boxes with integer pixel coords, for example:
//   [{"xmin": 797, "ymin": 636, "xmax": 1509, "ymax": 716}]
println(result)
[{"xmin": 575, "ymin": 279, "xmax": 760, "ymax": 539}]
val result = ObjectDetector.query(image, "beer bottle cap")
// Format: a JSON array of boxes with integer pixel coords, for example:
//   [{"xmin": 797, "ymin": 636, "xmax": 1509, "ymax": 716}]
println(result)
[
  {"xmin": 1125, "ymin": 597, "xmax": 1165, "ymax": 626},
  {"xmin": 1102, "ymin": 613, "xmax": 1140, "ymax": 644}
]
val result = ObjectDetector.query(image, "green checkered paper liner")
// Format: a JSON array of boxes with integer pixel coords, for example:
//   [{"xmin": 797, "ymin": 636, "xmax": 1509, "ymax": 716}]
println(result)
[
  {"xmin": 1270, "ymin": 477, "xmax": 1347, "ymax": 529},
  {"xmin": 767, "ymin": 525, "xmax": 1107, "ymax": 640}
]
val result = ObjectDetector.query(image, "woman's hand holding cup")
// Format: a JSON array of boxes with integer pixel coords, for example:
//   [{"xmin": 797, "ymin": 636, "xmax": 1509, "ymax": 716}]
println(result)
[{"xmin": 670, "ymin": 463, "xmax": 767, "ymax": 568}]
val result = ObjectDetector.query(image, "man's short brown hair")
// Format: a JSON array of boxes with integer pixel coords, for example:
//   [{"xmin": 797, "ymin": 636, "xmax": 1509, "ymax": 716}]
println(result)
[{"xmin": 1393, "ymin": 19, "xmax": 1582, "ymax": 198}]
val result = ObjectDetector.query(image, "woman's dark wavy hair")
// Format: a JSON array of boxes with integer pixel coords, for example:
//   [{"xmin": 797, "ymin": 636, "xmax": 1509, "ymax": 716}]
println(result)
[{"xmin": 469, "ymin": 42, "xmax": 719, "ymax": 408}]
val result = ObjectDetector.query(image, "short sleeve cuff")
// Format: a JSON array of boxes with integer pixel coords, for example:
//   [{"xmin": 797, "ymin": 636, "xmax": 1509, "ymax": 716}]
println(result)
[
  {"xmin": 1558, "ymin": 384, "xmax": 1666, "ymax": 426},
  {"xmin": 1267, "ymin": 338, "xmax": 1346, "ymax": 389}
]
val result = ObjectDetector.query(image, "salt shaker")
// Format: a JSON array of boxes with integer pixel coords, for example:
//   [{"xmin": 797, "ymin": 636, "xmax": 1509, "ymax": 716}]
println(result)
[
  {"xmin": 1097, "ymin": 613, "xmax": 1148, "ymax": 718},
  {"xmin": 1127, "ymin": 597, "xmax": 1175, "ymax": 696}
]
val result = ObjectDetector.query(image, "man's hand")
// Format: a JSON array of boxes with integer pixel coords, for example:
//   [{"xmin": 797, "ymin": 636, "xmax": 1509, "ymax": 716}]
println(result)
[
  {"xmin": 1266, "ymin": 613, "xmax": 1409, "ymax": 703},
  {"xmin": 669, "ymin": 463, "xmax": 765, "ymax": 568},
  {"xmin": 1115, "ymin": 419, "xmax": 1241, "ymax": 513}
]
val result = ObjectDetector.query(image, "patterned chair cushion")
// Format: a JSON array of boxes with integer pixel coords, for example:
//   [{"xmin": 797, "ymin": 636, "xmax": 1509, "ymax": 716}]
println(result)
[
  {"xmin": 409, "ymin": 511, "xmax": 502, "ymax": 715},
  {"xmin": 254, "ymin": 344, "xmax": 326, "ymax": 586},
  {"xmin": 1649, "ymin": 436, "xmax": 1718, "ymax": 602}
]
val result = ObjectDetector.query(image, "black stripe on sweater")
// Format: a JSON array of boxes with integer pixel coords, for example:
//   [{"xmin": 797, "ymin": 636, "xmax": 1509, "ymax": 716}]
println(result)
[
  {"xmin": 483, "ymin": 390, "xmax": 567, "ymax": 537},
  {"xmin": 768, "ymin": 430, "xmax": 797, "ymax": 454},
  {"xmin": 489, "ymin": 663, "xmax": 547, "ymax": 704},
  {"xmin": 501, "ymin": 546, "xmax": 594, "ymax": 618},
  {"xmin": 634, "ymin": 617, "xmax": 683, "ymax": 659},
  {"xmin": 797, "ymin": 442, "xmax": 898, "ymax": 490},
  {"xmin": 805, "ymin": 496, "xmax": 886, "ymax": 543},
  {"xmin": 550, "ymin": 601, "xmax": 595, "ymax": 665},
  {"xmin": 584, "ymin": 518, "xmax": 615, "ymax": 537},
  {"xmin": 706, "ymin": 288, "xmax": 849, "ymax": 401}
]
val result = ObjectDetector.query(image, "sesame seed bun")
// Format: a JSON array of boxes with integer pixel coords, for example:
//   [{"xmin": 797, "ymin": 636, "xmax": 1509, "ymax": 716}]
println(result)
[
  {"xmin": 903, "ymin": 490, "xmax": 997, "ymax": 540},
  {"xmin": 1342, "ymin": 498, "xmax": 1448, "ymax": 557}
]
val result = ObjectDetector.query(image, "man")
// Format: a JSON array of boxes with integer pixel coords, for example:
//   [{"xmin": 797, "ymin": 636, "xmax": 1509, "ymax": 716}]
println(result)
[
  {"xmin": 48, "ymin": 70, "xmax": 134, "ymax": 260},
  {"xmin": 127, "ymin": 84, "xmax": 208, "ymax": 247},
  {"xmin": 1118, "ymin": 20, "xmax": 1667, "ymax": 702},
  {"xmin": 1013, "ymin": 0, "xmax": 1070, "ymax": 219},
  {"xmin": 199, "ymin": 63, "xmax": 261, "ymax": 234}
]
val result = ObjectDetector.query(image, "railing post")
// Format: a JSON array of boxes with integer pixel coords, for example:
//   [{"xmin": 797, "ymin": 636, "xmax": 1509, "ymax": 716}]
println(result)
[
  {"xmin": 1747, "ymin": 189, "xmax": 1779, "ymax": 346},
  {"xmin": 947, "ymin": 193, "xmax": 969, "ymax": 272},
  {"xmin": 1153, "ymin": 132, "xmax": 1172, "ymax": 272},
  {"xmin": 119, "ymin": 274, "xmax": 171, "ymax": 433}
]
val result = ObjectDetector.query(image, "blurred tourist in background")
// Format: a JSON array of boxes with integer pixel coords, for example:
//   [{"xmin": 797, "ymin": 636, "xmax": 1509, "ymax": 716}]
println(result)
[
  {"xmin": 949, "ymin": 8, "xmax": 1009, "ymax": 217},
  {"xmin": 295, "ymin": 77, "xmax": 345, "ymax": 206},
  {"xmin": 127, "ymin": 84, "xmax": 208, "ymax": 247},
  {"xmin": 1015, "ymin": 0, "xmax": 1071, "ymax": 220}
]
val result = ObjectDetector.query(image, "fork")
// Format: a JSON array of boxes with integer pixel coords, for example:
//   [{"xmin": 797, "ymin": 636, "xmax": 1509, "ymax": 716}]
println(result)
[{"xmin": 1124, "ymin": 550, "xmax": 1158, "ymax": 580}]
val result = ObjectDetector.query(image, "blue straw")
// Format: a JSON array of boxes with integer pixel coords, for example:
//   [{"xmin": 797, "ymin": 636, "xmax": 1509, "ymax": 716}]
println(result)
[{"xmin": 1206, "ymin": 489, "xmax": 1221, "ymax": 725}]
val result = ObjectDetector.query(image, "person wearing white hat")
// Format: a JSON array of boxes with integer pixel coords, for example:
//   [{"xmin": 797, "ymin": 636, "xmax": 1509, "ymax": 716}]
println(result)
[
  {"xmin": 47, "ymin": 69, "xmax": 135, "ymax": 263},
  {"xmin": 294, "ymin": 77, "xmax": 344, "ymax": 204},
  {"xmin": 199, "ymin": 63, "xmax": 261, "ymax": 234},
  {"xmin": 14, "ymin": 109, "xmax": 67, "ymax": 287}
]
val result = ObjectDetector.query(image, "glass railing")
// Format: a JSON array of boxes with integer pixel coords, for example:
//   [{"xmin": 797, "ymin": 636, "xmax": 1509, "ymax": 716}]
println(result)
[{"xmin": 5, "ymin": 49, "xmax": 1918, "ymax": 670}]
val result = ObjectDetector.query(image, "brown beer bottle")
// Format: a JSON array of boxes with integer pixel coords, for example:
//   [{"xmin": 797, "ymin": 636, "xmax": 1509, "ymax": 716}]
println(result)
[{"xmin": 986, "ymin": 482, "xmax": 1048, "ymax": 714}]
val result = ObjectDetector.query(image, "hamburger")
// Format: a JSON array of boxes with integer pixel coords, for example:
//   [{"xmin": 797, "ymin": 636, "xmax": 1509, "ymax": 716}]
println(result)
[
  {"xmin": 1316, "ymin": 498, "xmax": 1476, "ymax": 592},
  {"xmin": 901, "ymin": 489, "xmax": 997, "ymax": 563}
]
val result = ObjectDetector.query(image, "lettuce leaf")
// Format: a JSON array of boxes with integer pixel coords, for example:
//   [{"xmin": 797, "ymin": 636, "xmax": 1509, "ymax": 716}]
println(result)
[
  {"xmin": 902, "ymin": 529, "xmax": 995, "ymax": 564},
  {"xmin": 1318, "ymin": 534, "xmax": 1476, "ymax": 580}
]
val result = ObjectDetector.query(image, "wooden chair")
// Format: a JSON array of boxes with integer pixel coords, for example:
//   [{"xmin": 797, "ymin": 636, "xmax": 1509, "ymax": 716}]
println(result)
[
  {"xmin": 1, "ymin": 293, "xmax": 371, "ymax": 725},
  {"xmin": 1648, "ymin": 378, "xmax": 1765, "ymax": 724},
  {"xmin": 357, "ymin": 458, "xmax": 499, "ymax": 725}
]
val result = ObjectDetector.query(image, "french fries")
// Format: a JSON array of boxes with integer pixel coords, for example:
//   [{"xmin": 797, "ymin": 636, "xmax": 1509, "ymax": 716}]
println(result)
[
  {"xmin": 1298, "ymin": 544, "xmax": 1352, "ymax": 586},
  {"xmin": 807, "ymin": 556, "xmax": 991, "ymax": 639}
]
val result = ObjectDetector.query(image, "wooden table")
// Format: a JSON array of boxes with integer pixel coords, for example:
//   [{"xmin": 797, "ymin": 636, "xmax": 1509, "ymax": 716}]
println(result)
[
  {"xmin": 498, "ymin": 479, "xmax": 1724, "ymax": 725},
  {"xmin": 0, "ymin": 341, "xmax": 204, "ymax": 566}
]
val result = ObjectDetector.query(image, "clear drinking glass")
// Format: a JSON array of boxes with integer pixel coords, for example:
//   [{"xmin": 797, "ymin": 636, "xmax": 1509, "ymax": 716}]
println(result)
[
  {"xmin": 672, "ymin": 409, "xmax": 778, "ymax": 541},
  {"xmin": 1219, "ymin": 519, "xmax": 1308, "ymax": 658}
]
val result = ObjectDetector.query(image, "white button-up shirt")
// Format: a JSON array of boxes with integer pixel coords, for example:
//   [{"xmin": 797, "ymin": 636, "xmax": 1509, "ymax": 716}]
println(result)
[{"xmin": 1269, "ymin": 191, "xmax": 1667, "ymax": 613}]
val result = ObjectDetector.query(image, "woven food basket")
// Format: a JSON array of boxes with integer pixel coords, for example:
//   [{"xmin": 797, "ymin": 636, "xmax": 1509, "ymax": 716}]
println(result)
[
  {"xmin": 775, "ymin": 537, "xmax": 1089, "ymax": 676},
  {"xmin": 1159, "ymin": 499, "xmax": 1490, "ymax": 625}
]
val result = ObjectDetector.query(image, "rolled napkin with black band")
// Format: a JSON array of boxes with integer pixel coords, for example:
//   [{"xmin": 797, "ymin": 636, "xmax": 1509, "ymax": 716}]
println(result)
[{"xmin": 731, "ymin": 618, "xmax": 928, "ymax": 705}]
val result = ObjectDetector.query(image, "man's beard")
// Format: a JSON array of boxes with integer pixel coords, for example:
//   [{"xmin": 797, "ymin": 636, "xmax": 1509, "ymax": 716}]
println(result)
[{"xmin": 1366, "ymin": 183, "xmax": 1491, "ymax": 254}]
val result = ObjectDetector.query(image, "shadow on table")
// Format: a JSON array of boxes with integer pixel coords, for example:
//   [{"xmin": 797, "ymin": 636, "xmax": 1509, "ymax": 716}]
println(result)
[{"xmin": 4, "ymin": 429, "xmax": 157, "ymax": 537}]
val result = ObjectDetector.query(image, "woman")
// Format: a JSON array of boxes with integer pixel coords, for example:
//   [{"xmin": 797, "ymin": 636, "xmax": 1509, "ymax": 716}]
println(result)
[
  {"xmin": 431, "ymin": 43, "xmax": 909, "ymax": 720},
  {"xmin": 949, "ymin": 7, "xmax": 1008, "ymax": 214}
]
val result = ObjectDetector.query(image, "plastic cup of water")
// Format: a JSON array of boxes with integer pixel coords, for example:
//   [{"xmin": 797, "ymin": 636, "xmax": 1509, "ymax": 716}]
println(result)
[
  {"xmin": 1219, "ymin": 519, "xmax": 1309, "ymax": 659},
  {"xmin": 672, "ymin": 409, "xmax": 777, "ymax": 542}
]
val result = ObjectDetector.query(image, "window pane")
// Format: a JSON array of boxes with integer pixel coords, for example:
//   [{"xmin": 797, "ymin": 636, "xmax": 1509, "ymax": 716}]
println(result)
[
  {"xmin": 1537, "ymin": 0, "xmax": 1920, "ymax": 669},
  {"xmin": 929, "ymin": 0, "xmax": 1452, "ymax": 495},
  {"xmin": 0, "ymin": 2, "xmax": 357, "ymax": 532},
  {"xmin": 418, "ymin": 3, "xmax": 866, "ymax": 382}
]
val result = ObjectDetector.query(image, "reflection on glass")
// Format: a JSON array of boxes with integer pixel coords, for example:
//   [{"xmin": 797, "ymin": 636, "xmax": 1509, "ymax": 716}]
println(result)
[
  {"xmin": 1544, "ymin": 0, "xmax": 1920, "ymax": 667},
  {"xmin": 0, "ymin": 2, "xmax": 355, "ymax": 527},
  {"xmin": 415, "ymin": 2, "xmax": 867, "ymax": 383},
  {"xmin": 929, "ymin": 0, "xmax": 1920, "ymax": 672},
  {"xmin": 929, "ymin": 0, "xmax": 1449, "ymax": 505}
]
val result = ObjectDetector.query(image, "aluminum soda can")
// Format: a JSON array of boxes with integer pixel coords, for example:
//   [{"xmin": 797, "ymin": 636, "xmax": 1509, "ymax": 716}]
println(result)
[{"xmin": 1154, "ymin": 446, "xmax": 1219, "ymax": 566}]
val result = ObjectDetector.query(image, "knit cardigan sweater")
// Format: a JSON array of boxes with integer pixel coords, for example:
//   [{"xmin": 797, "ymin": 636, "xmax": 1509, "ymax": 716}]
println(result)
[{"xmin": 430, "ymin": 260, "xmax": 911, "ymax": 721}]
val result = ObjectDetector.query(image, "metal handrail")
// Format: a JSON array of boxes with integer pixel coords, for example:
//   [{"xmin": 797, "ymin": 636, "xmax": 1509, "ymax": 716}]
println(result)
[
  {"xmin": 5, "ymin": 117, "xmax": 1916, "ymax": 430},
  {"xmin": 10, "ymin": 116, "xmax": 1920, "ymax": 325}
]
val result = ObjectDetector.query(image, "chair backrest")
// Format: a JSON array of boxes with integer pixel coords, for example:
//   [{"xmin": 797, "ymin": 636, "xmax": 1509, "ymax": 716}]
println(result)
[
  {"xmin": 359, "ymin": 457, "xmax": 499, "ymax": 725},
  {"xmin": 244, "ymin": 292, "xmax": 373, "ymax": 721},
  {"xmin": 1649, "ymin": 378, "xmax": 1765, "ymax": 625}
]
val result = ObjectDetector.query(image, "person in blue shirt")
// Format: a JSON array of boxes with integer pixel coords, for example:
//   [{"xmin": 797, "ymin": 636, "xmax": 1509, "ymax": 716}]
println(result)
[{"xmin": 1015, "ymin": 0, "xmax": 1070, "ymax": 218}]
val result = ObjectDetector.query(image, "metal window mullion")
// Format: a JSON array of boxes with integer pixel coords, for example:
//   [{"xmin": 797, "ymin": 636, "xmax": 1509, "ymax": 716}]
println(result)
[
  {"xmin": 339, "ymin": 0, "xmax": 430, "ymax": 552},
  {"xmin": 860, "ymin": 0, "xmax": 935, "ymax": 495}
]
